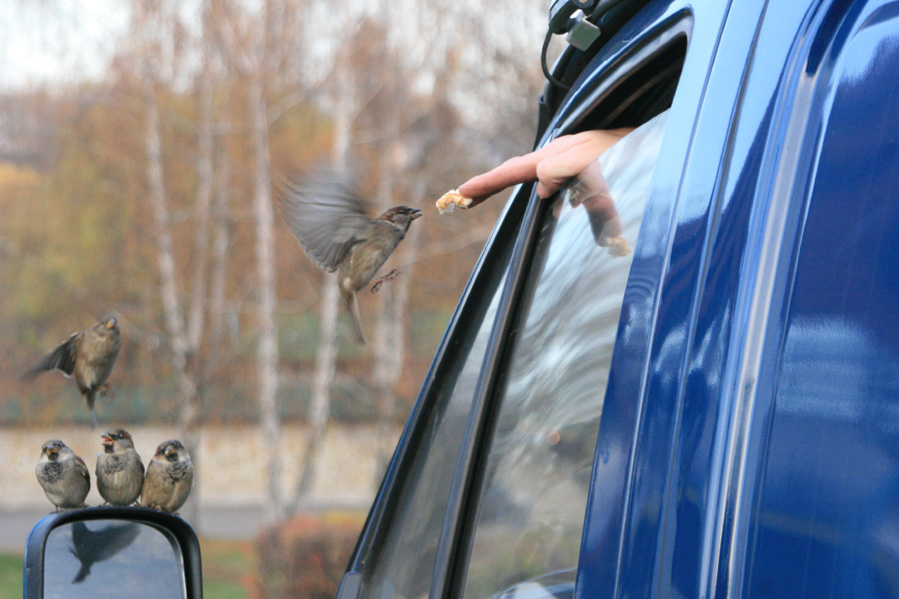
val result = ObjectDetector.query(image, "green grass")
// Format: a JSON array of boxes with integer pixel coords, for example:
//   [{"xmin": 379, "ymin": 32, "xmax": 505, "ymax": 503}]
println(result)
[{"xmin": 0, "ymin": 553, "xmax": 23, "ymax": 599}]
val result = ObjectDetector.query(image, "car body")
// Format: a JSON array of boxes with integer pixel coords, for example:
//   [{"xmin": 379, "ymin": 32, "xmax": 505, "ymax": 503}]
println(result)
[
  {"xmin": 22, "ymin": 0, "xmax": 899, "ymax": 598},
  {"xmin": 335, "ymin": 1, "xmax": 899, "ymax": 599}
]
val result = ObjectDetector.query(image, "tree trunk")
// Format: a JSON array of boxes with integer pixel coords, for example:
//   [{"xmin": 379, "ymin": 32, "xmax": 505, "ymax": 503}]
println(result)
[
  {"xmin": 249, "ymin": 62, "xmax": 283, "ymax": 523},
  {"xmin": 188, "ymin": 2, "xmax": 215, "ymax": 355},
  {"xmin": 371, "ymin": 149, "xmax": 398, "ymax": 437},
  {"xmin": 142, "ymin": 70, "xmax": 202, "ymax": 523},
  {"xmin": 289, "ymin": 67, "xmax": 353, "ymax": 515},
  {"xmin": 289, "ymin": 275, "xmax": 339, "ymax": 513},
  {"xmin": 209, "ymin": 141, "xmax": 231, "ymax": 364}
]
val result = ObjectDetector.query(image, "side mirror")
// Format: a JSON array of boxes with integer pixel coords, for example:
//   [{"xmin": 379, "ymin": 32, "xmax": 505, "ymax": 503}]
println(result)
[{"xmin": 24, "ymin": 507, "xmax": 203, "ymax": 599}]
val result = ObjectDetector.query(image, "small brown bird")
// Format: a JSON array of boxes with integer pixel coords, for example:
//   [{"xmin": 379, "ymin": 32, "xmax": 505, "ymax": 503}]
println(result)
[
  {"xmin": 277, "ymin": 170, "xmax": 422, "ymax": 343},
  {"xmin": 95, "ymin": 428, "xmax": 144, "ymax": 506},
  {"xmin": 140, "ymin": 439, "xmax": 193, "ymax": 513},
  {"xmin": 24, "ymin": 315, "xmax": 121, "ymax": 428},
  {"xmin": 35, "ymin": 440, "xmax": 91, "ymax": 511}
]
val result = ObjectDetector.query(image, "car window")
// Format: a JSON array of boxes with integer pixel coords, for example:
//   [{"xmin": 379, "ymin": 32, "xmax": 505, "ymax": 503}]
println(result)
[
  {"xmin": 363, "ymin": 271, "xmax": 512, "ymax": 599},
  {"xmin": 461, "ymin": 112, "xmax": 668, "ymax": 599}
]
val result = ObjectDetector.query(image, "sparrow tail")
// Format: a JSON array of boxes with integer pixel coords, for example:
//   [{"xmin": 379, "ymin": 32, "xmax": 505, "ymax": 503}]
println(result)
[
  {"xmin": 86, "ymin": 391, "xmax": 98, "ymax": 429},
  {"xmin": 347, "ymin": 294, "xmax": 366, "ymax": 345}
]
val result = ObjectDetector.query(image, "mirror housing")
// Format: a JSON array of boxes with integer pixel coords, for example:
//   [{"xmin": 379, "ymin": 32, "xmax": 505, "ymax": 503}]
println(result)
[{"xmin": 24, "ymin": 506, "xmax": 203, "ymax": 599}]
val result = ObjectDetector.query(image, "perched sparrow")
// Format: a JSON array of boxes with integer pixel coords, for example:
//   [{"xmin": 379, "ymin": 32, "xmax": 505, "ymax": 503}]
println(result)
[
  {"xmin": 24, "ymin": 314, "xmax": 121, "ymax": 429},
  {"xmin": 95, "ymin": 428, "xmax": 144, "ymax": 506},
  {"xmin": 35, "ymin": 440, "xmax": 91, "ymax": 511},
  {"xmin": 278, "ymin": 170, "xmax": 422, "ymax": 343},
  {"xmin": 140, "ymin": 439, "xmax": 194, "ymax": 513}
]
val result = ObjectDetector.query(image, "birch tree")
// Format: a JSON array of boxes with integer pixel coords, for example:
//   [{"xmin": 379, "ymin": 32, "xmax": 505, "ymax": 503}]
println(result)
[
  {"xmin": 249, "ymin": 10, "xmax": 283, "ymax": 524},
  {"xmin": 133, "ymin": 0, "xmax": 205, "ymax": 521},
  {"xmin": 211, "ymin": 0, "xmax": 284, "ymax": 522},
  {"xmin": 288, "ymin": 41, "xmax": 355, "ymax": 514}
]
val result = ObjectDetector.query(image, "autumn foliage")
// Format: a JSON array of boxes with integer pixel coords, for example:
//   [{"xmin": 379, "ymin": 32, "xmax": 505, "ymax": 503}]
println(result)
[{"xmin": 253, "ymin": 512, "xmax": 364, "ymax": 599}]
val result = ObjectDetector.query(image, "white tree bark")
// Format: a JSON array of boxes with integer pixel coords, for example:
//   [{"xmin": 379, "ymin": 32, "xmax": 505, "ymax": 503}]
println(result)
[
  {"xmin": 142, "ymin": 56, "xmax": 202, "ymax": 522},
  {"xmin": 289, "ymin": 63, "xmax": 354, "ymax": 514},
  {"xmin": 248, "ymin": 20, "xmax": 283, "ymax": 523},
  {"xmin": 371, "ymin": 138, "xmax": 398, "ymax": 423},
  {"xmin": 187, "ymin": 1, "xmax": 216, "ymax": 354},
  {"xmin": 209, "ymin": 142, "xmax": 231, "ymax": 359},
  {"xmin": 290, "ymin": 275, "xmax": 338, "ymax": 512}
]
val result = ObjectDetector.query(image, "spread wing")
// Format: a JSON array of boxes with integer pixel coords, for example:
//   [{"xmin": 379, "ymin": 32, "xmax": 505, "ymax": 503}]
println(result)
[
  {"xmin": 24, "ymin": 332, "xmax": 81, "ymax": 380},
  {"xmin": 276, "ymin": 170, "xmax": 375, "ymax": 272}
]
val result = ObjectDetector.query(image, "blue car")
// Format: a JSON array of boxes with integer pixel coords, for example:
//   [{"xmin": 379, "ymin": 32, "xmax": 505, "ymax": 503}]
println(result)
[
  {"xmin": 337, "ymin": 1, "xmax": 899, "ymax": 598},
  {"xmin": 24, "ymin": 0, "xmax": 899, "ymax": 598}
]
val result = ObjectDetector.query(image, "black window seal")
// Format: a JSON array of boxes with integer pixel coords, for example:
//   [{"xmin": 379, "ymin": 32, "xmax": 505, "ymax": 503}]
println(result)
[
  {"xmin": 543, "ymin": 5, "xmax": 693, "ymax": 138},
  {"xmin": 429, "ymin": 184, "xmax": 550, "ymax": 599}
]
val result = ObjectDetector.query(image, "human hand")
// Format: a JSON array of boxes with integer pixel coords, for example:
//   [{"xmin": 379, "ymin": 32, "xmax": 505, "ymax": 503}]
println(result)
[{"xmin": 457, "ymin": 128, "xmax": 632, "ymax": 207}]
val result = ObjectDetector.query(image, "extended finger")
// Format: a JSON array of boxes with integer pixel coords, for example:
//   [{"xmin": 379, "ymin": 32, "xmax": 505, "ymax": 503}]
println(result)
[
  {"xmin": 534, "ymin": 129, "xmax": 631, "ymax": 197},
  {"xmin": 458, "ymin": 135, "xmax": 592, "ymax": 204}
]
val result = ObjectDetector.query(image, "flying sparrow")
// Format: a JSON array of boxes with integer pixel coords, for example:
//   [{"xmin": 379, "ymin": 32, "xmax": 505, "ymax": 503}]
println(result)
[
  {"xmin": 95, "ymin": 428, "xmax": 144, "ymax": 506},
  {"xmin": 140, "ymin": 439, "xmax": 194, "ymax": 513},
  {"xmin": 277, "ymin": 170, "xmax": 422, "ymax": 343},
  {"xmin": 35, "ymin": 440, "xmax": 91, "ymax": 511},
  {"xmin": 24, "ymin": 314, "xmax": 121, "ymax": 428}
]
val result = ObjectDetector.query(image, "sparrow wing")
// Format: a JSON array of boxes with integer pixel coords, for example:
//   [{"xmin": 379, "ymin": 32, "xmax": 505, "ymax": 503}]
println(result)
[
  {"xmin": 277, "ymin": 170, "xmax": 375, "ymax": 272},
  {"xmin": 23, "ymin": 332, "xmax": 81, "ymax": 380},
  {"xmin": 140, "ymin": 459, "xmax": 165, "ymax": 502},
  {"xmin": 75, "ymin": 455, "xmax": 91, "ymax": 490}
]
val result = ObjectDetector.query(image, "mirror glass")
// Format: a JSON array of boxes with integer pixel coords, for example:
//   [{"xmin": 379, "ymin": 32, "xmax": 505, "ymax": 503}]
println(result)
[{"xmin": 43, "ymin": 519, "xmax": 185, "ymax": 599}]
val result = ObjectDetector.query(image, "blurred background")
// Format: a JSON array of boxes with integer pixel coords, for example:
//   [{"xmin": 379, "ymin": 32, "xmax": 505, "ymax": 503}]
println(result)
[{"xmin": 0, "ymin": 0, "xmax": 549, "ymax": 596}]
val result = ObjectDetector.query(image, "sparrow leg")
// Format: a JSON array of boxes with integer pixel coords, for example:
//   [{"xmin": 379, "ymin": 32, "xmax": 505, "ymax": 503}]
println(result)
[
  {"xmin": 85, "ymin": 390, "xmax": 98, "ymax": 429},
  {"xmin": 370, "ymin": 269, "xmax": 401, "ymax": 294},
  {"xmin": 99, "ymin": 382, "xmax": 115, "ymax": 401}
]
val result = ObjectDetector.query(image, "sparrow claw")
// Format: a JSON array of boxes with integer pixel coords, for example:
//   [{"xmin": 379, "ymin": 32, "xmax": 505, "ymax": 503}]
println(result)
[
  {"xmin": 370, "ymin": 269, "xmax": 401, "ymax": 294},
  {"xmin": 100, "ymin": 382, "xmax": 115, "ymax": 401}
]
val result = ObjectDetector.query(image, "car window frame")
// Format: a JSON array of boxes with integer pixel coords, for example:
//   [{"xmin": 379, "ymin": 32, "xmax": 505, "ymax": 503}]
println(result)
[
  {"xmin": 336, "ymin": 180, "xmax": 534, "ymax": 599},
  {"xmin": 437, "ymin": 16, "xmax": 696, "ymax": 599},
  {"xmin": 337, "ymin": 5, "xmax": 700, "ymax": 599}
]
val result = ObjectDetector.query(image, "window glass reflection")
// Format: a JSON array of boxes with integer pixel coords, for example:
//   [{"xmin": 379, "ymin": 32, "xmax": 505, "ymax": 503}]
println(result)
[
  {"xmin": 461, "ymin": 112, "xmax": 668, "ymax": 599},
  {"xmin": 364, "ymin": 270, "xmax": 513, "ymax": 599},
  {"xmin": 43, "ymin": 519, "xmax": 185, "ymax": 599}
]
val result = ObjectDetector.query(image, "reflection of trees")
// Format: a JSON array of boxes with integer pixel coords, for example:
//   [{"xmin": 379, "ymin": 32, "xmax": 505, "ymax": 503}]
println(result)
[
  {"xmin": 462, "ymin": 115, "xmax": 669, "ymax": 598},
  {"xmin": 68, "ymin": 521, "xmax": 140, "ymax": 584}
]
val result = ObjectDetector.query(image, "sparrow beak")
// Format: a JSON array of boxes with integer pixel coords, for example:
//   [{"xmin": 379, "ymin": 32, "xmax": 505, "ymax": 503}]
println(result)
[
  {"xmin": 410, "ymin": 209, "xmax": 422, "ymax": 220},
  {"xmin": 44, "ymin": 445, "xmax": 58, "ymax": 457},
  {"xmin": 101, "ymin": 435, "xmax": 114, "ymax": 446},
  {"xmin": 106, "ymin": 318, "xmax": 116, "ymax": 329},
  {"xmin": 164, "ymin": 447, "xmax": 176, "ymax": 458}
]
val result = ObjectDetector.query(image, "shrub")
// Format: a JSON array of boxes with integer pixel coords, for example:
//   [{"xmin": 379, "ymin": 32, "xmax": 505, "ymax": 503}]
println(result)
[{"xmin": 253, "ymin": 512, "xmax": 364, "ymax": 599}]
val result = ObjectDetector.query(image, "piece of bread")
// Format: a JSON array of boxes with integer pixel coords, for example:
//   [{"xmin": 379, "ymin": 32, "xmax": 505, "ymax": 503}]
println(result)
[
  {"xmin": 602, "ymin": 236, "xmax": 632, "ymax": 257},
  {"xmin": 436, "ymin": 189, "xmax": 473, "ymax": 213}
]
